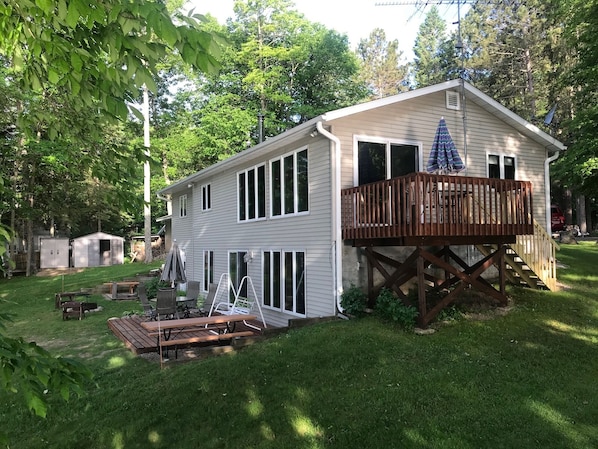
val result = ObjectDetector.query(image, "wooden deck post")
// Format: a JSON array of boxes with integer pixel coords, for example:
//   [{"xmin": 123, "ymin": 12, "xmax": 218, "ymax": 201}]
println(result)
[{"xmin": 417, "ymin": 248, "xmax": 426, "ymax": 328}]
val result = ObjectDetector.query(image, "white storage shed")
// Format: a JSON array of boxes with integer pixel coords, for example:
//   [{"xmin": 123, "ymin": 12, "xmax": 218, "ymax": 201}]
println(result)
[{"xmin": 72, "ymin": 232, "xmax": 124, "ymax": 268}]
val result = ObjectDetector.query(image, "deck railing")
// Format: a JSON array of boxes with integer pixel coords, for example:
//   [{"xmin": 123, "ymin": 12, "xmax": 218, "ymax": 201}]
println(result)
[{"xmin": 341, "ymin": 172, "xmax": 534, "ymax": 241}]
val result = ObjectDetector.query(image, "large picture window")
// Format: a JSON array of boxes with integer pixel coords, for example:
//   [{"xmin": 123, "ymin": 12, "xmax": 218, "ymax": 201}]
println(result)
[
  {"xmin": 262, "ymin": 250, "xmax": 305, "ymax": 315},
  {"xmin": 270, "ymin": 148, "xmax": 308, "ymax": 217},
  {"xmin": 238, "ymin": 165, "xmax": 266, "ymax": 221},
  {"xmin": 357, "ymin": 140, "xmax": 419, "ymax": 185}
]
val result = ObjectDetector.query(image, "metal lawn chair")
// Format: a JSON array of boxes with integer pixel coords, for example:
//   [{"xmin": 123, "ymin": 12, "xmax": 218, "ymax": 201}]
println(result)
[{"xmin": 156, "ymin": 288, "xmax": 178, "ymax": 320}]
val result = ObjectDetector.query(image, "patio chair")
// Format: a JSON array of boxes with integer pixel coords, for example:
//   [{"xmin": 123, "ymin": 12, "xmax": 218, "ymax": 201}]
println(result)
[
  {"xmin": 138, "ymin": 283, "xmax": 156, "ymax": 321},
  {"xmin": 180, "ymin": 281, "xmax": 200, "ymax": 316},
  {"xmin": 156, "ymin": 288, "xmax": 178, "ymax": 320},
  {"xmin": 199, "ymin": 283, "xmax": 218, "ymax": 316}
]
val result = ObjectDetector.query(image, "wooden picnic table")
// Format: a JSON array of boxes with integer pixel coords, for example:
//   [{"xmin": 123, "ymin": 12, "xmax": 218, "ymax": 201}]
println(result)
[
  {"xmin": 54, "ymin": 291, "xmax": 91, "ymax": 309},
  {"xmin": 140, "ymin": 314, "xmax": 257, "ymax": 334},
  {"xmin": 140, "ymin": 314, "xmax": 258, "ymax": 359},
  {"xmin": 103, "ymin": 281, "xmax": 139, "ymax": 294}
]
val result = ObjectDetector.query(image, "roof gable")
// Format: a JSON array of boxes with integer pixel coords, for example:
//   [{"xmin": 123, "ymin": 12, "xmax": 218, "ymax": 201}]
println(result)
[{"xmin": 159, "ymin": 79, "xmax": 565, "ymax": 195}]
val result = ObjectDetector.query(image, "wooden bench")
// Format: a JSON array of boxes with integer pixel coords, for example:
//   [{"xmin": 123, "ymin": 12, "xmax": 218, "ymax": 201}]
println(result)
[
  {"xmin": 140, "ymin": 314, "xmax": 259, "ymax": 359},
  {"xmin": 157, "ymin": 331, "xmax": 254, "ymax": 359},
  {"xmin": 104, "ymin": 281, "xmax": 140, "ymax": 299}
]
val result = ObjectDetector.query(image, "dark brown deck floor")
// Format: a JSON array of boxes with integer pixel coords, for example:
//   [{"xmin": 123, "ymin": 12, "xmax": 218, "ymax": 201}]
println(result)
[{"xmin": 107, "ymin": 314, "xmax": 264, "ymax": 355}]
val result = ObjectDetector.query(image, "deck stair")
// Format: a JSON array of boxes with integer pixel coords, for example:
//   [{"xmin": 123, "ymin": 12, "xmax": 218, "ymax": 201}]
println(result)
[{"xmin": 476, "ymin": 219, "xmax": 559, "ymax": 291}]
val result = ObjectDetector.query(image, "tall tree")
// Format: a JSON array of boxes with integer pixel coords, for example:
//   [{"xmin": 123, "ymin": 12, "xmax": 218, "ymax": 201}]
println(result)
[
  {"xmin": 552, "ymin": 0, "xmax": 598, "ymax": 202},
  {"xmin": 0, "ymin": 0, "xmax": 224, "ymax": 438},
  {"xmin": 460, "ymin": 0, "xmax": 555, "ymax": 120},
  {"xmin": 413, "ymin": 6, "xmax": 450, "ymax": 87},
  {"xmin": 357, "ymin": 28, "xmax": 409, "ymax": 99}
]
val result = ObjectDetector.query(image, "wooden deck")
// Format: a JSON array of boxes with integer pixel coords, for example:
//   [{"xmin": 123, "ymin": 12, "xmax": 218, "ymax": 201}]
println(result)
[
  {"xmin": 341, "ymin": 172, "xmax": 533, "ymax": 246},
  {"xmin": 107, "ymin": 315, "xmax": 264, "ymax": 355}
]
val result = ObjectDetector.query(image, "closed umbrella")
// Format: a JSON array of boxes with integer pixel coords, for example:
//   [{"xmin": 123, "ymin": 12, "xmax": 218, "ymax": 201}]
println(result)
[
  {"xmin": 160, "ymin": 242, "xmax": 186, "ymax": 287},
  {"xmin": 426, "ymin": 117, "xmax": 465, "ymax": 174}
]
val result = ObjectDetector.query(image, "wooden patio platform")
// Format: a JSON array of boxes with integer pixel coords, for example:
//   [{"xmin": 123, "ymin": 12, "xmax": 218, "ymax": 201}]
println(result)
[{"xmin": 107, "ymin": 315, "xmax": 265, "ymax": 355}]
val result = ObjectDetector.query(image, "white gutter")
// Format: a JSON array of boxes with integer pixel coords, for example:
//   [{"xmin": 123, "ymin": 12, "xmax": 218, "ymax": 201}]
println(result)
[
  {"xmin": 545, "ymin": 150, "xmax": 560, "ymax": 233},
  {"xmin": 316, "ymin": 121, "xmax": 345, "ymax": 314}
]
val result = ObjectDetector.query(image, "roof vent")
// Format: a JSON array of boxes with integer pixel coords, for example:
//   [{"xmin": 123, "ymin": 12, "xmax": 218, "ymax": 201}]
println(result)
[{"xmin": 446, "ymin": 91, "xmax": 460, "ymax": 110}]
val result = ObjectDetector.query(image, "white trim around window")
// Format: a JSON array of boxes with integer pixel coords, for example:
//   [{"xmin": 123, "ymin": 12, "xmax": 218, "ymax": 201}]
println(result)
[
  {"xmin": 201, "ymin": 184, "xmax": 211, "ymax": 211},
  {"xmin": 202, "ymin": 250, "xmax": 214, "ymax": 292},
  {"xmin": 270, "ymin": 147, "xmax": 309, "ymax": 218},
  {"xmin": 487, "ymin": 153, "xmax": 516, "ymax": 180},
  {"xmin": 262, "ymin": 249, "xmax": 306, "ymax": 316},
  {"xmin": 237, "ymin": 164, "xmax": 266, "ymax": 222},
  {"xmin": 352, "ymin": 134, "xmax": 423, "ymax": 186},
  {"xmin": 179, "ymin": 194, "xmax": 188, "ymax": 218}
]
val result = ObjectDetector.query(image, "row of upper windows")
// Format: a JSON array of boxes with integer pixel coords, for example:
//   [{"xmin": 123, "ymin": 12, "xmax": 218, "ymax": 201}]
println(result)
[
  {"xmin": 179, "ymin": 141, "xmax": 515, "ymax": 218},
  {"xmin": 356, "ymin": 138, "xmax": 516, "ymax": 184},
  {"xmin": 178, "ymin": 147, "xmax": 308, "ymax": 220},
  {"xmin": 179, "ymin": 183, "xmax": 211, "ymax": 218},
  {"xmin": 238, "ymin": 148, "xmax": 308, "ymax": 222}
]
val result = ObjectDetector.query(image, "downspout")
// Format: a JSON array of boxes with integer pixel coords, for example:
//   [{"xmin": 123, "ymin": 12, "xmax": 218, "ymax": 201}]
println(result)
[
  {"xmin": 545, "ymin": 150, "xmax": 560, "ymax": 233},
  {"xmin": 316, "ymin": 121, "xmax": 345, "ymax": 315}
]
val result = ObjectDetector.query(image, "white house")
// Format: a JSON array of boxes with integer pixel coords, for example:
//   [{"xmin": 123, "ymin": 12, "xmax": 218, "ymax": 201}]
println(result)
[{"xmin": 157, "ymin": 80, "xmax": 565, "ymax": 328}]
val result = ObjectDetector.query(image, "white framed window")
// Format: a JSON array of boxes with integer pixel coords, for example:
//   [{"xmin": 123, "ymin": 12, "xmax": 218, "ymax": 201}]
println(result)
[
  {"xmin": 238, "ymin": 165, "xmax": 266, "ymax": 221},
  {"xmin": 262, "ymin": 250, "xmax": 305, "ymax": 316},
  {"xmin": 270, "ymin": 148, "xmax": 308, "ymax": 217},
  {"xmin": 201, "ymin": 184, "xmax": 211, "ymax": 211},
  {"xmin": 355, "ymin": 137, "xmax": 421, "ymax": 186},
  {"xmin": 229, "ymin": 251, "xmax": 248, "ymax": 301},
  {"xmin": 487, "ymin": 154, "xmax": 516, "ymax": 180},
  {"xmin": 179, "ymin": 194, "xmax": 188, "ymax": 217},
  {"xmin": 203, "ymin": 250, "xmax": 214, "ymax": 292}
]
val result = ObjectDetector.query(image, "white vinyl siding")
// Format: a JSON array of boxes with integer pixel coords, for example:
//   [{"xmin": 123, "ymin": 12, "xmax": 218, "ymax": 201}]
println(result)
[{"xmin": 180, "ymin": 136, "xmax": 331, "ymax": 328}]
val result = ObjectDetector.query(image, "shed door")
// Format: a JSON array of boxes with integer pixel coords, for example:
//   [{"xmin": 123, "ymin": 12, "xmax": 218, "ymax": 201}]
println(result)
[
  {"xmin": 99, "ymin": 240, "xmax": 111, "ymax": 266},
  {"xmin": 111, "ymin": 239, "xmax": 123, "ymax": 265}
]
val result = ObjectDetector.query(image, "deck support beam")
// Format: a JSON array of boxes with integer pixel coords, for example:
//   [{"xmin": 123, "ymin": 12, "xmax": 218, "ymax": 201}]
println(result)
[{"xmin": 364, "ymin": 245, "xmax": 509, "ymax": 328}]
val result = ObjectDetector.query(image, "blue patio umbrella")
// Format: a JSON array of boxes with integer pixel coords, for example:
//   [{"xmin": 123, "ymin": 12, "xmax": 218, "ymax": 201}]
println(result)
[
  {"xmin": 426, "ymin": 117, "xmax": 465, "ymax": 174},
  {"xmin": 160, "ymin": 242, "xmax": 186, "ymax": 287}
]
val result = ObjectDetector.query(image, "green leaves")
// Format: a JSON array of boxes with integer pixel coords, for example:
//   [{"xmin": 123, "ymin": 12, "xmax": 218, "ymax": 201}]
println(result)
[{"xmin": 0, "ymin": 0, "xmax": 224, "ymax": 132}]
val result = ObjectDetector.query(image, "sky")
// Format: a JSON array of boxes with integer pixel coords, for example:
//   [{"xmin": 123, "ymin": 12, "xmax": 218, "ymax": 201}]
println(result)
[{"xmin": 188, "ymin": 0, "xmax": 469, "ymax": 61}]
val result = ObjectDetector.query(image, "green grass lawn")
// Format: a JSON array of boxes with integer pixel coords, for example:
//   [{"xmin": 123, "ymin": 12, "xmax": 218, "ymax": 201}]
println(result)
[{"xmin": 1, "ymin": 245, "xmax": 598, "ymax": 449}]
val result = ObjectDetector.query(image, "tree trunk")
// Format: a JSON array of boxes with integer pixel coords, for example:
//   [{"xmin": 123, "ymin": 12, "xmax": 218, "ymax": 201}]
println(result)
[
  {"xmin": 577, "ymin": 194, "xmax": 587, "ymax": 234},
  {"xmin": 26, "ymin": 218, "xmax": 33, "ymax": 277},
  {"xmin": 565, "ymin": 188, "xmax": 573, "ymax": 226}
]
